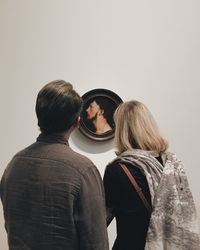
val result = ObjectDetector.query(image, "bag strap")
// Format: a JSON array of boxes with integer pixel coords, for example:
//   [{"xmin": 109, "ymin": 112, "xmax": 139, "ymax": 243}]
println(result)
[{"xmin": 119, "ymin": 163, "xmax": 152, "ymax": 214}]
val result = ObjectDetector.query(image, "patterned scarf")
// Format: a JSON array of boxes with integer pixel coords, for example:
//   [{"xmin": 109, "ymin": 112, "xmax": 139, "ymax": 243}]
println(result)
[{"xmin": 113, "ymin": 149, "xmax": 200, "ymax": 250}]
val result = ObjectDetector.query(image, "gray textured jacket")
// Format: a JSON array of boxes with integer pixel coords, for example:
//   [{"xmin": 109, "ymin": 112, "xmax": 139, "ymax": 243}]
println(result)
[{"xmin": 0, "ymin": 133, "xmax": 109, "ymax": 250}]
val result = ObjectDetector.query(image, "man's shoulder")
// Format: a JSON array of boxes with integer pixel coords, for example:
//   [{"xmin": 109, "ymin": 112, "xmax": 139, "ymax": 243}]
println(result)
[
  {"xmin": 13, "ymin": 141, "xmax": 96, "ymax": 176},
  {"xmin": 67, "ymin": 148, "xmax": 96, "ymax": 173}
]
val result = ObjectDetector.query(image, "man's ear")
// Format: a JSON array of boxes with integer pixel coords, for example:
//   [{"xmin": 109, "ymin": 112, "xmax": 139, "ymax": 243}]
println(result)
[
  {"xmin": 74, "ymin": 116, "xmax": 80, "ymax": 128},
  {"xmin": 98, "ymin": 109, "xmax": 104, "ymax": 115}
]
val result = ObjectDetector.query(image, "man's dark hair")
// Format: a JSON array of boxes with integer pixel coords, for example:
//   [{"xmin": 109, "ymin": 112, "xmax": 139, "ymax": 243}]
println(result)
[{"xmin": 36, "ymin": 80, "xmax": 82, "ymax": 134}]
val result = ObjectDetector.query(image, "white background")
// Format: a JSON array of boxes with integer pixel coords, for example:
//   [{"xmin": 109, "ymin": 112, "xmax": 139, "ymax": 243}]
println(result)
[{"xmin": 0, "ymin": 0, "xmax": 200, "ymax": 249}]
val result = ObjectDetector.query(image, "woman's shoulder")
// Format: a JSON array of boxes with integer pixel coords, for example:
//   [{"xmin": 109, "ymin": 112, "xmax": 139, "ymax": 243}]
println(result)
[
  {"xmin": 105, "ymin": 159, "xmax": 140, "ymax": 174},
  {"xmin": 105, "ymin": 160, "xmax": 119, "ymax": 173}
]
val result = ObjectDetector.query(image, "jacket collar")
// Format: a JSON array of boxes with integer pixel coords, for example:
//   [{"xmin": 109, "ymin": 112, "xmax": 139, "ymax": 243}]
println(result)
[{"xmin": 37, "ymin": 133, "xmax": 69, "ymax": 146}]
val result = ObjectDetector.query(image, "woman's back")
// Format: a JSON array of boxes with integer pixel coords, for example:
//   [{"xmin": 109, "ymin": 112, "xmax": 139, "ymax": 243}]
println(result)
[{"xmin": 104, "ymin": 156, "xmax": 163, "ymax": 250}]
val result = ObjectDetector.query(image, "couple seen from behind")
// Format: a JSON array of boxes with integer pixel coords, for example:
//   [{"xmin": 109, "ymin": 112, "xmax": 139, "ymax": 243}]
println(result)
[{"xmin": 1, "ymin": 80, "xmax": 199, "ymax": 250}]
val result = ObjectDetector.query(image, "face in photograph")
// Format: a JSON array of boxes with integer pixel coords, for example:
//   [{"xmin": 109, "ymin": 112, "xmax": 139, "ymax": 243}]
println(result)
[
  {"xmin": 85, "ymin": 97, "xmax": 115, "ymax": 134},
  {"xmin": 86, "ymin": 100, "xmax": 101, "ymax": 121}
]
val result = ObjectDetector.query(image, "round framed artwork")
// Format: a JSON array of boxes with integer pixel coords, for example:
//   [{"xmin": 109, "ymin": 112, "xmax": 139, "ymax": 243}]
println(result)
[{"xmin": 79, "ymin": 88, "xmax": 123, "ymax": 141}]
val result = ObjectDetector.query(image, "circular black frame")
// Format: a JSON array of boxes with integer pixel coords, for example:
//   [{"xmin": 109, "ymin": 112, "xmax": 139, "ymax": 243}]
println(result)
[{"xmin": 79, "ymin": 88, "xmax": 123, "ymax": 141}]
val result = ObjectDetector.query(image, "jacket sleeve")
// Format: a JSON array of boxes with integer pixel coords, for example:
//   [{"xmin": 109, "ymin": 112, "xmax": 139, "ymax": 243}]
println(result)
[
  {"xmin": 74, "ymin": 166, "xmax": 109, "ymax": 250},
  {"xmin": 0, "ymin": 174, "xmax": 4, "ymax": 202},
  {"xmin": 103, "ymin": 165, "xmax": 117, "ymax": 226}
]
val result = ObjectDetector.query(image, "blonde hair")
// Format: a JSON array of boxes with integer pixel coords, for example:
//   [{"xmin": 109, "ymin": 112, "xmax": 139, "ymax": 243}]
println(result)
[{"xmin": 114, "ymin": 100, "xmax": 168, "ymax": 155}]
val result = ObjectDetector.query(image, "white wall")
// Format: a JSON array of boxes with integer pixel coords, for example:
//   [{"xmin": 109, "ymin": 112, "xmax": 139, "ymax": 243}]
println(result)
[{"xmin": 1, "ymin": 0, "xmax": 200, "ymax": 249}]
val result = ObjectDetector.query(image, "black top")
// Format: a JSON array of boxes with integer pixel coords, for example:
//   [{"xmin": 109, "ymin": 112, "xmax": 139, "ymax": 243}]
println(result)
[
  {"xmin": 103, "ymin": 156, "xmax": 162, "ymax": 250},
  {"xmin": 0, "ymin": 133, "xmax": 109, "ymax": 250}
]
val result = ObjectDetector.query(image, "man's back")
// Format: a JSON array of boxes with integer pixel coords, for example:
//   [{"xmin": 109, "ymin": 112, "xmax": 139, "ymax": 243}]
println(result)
[{"xmin": 1, "ymin": 133, "xmax": 108, "ymax": 250}]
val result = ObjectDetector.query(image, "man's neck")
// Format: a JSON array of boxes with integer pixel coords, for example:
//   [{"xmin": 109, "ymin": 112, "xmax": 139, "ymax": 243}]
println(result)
[{"xmin": 63, "ymin": 127, "xmax": 74, "ymax": 140}]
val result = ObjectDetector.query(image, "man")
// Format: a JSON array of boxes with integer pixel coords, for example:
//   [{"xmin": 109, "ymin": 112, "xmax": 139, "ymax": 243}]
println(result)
[
  {"xmin": 86, "ymin": 98, "xmax": 113, "ymax": 134},
  {"xmin": 0, "ymin": 80, "xmax": 109, "ymax": 250}
]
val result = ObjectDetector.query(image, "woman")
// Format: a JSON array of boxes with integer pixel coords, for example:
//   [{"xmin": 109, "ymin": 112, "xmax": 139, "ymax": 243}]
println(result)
[{"xmin": 103, "ymin": 100, "xmax": 199, "ymax": 250}]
